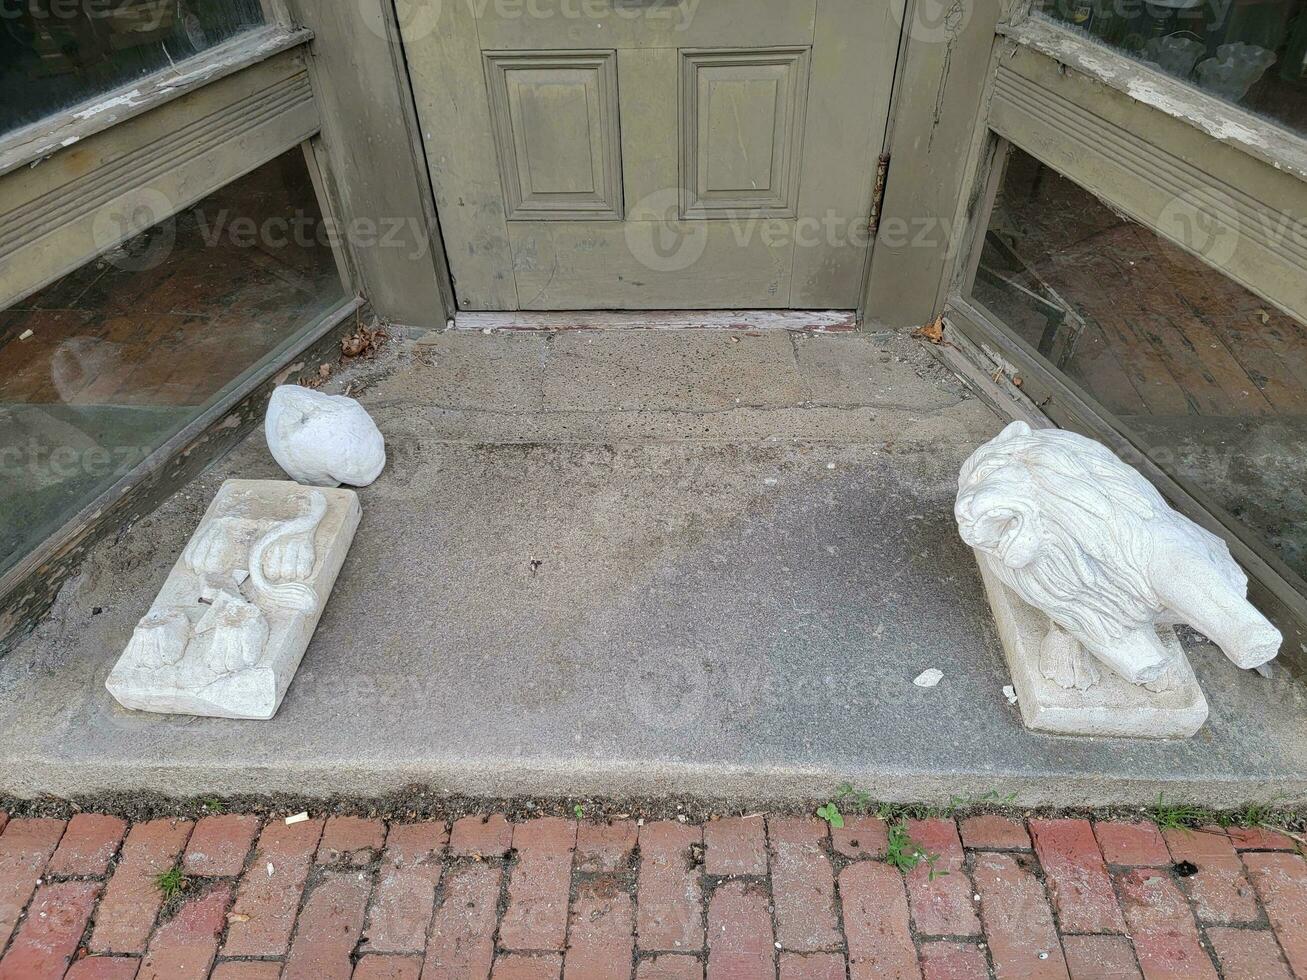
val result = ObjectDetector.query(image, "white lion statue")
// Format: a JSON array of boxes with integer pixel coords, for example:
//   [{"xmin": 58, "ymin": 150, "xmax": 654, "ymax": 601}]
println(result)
[{"xmin": 956, "ymin": 421, "xmax": 1280, "ymax": 690}]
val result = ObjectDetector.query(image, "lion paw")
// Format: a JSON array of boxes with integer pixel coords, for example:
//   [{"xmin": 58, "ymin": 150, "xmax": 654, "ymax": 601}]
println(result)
[{"xmin": 1039, "ymin": 629, "xmax": 1102, "ymax": 691}]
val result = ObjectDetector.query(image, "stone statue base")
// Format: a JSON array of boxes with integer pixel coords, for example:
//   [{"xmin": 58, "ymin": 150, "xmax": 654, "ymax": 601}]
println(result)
[
  {"xmin": 975, "ymin": 555, "xmax": 1208, "ymax": 738},
  {"xmin": 106, "ymin": 480, "xmax": 361, "ymax": 720}
]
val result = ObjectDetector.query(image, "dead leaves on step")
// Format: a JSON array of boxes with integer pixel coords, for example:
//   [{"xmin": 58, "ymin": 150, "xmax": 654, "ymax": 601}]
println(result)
[{"xmin": 913, "ymin": 316, "xmax": 946, "ymax": 345}]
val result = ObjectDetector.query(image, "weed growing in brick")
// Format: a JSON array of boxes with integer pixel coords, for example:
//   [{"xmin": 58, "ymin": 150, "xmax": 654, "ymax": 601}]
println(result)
[
  {"xmin": 153, "ymin": 864, "xmax": 187, "ymax": 899},
  {"xmin": 815, "ymin": 802, "xmax": 844, "ymax": 829},
  {"xmin": 885, "ymin": 821, "xmax": 945, "ymax": 880},
  {"xmin": 1150, "ymin": 793, "xmax": 1215, "ymax": 831}
]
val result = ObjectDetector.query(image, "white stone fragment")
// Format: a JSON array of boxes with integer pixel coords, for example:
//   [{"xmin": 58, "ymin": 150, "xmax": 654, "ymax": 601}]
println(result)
[
  {"xmin": 913, "ymin": 668, "xmax": 944, "ymax": 688},
  {"xmin": 265, "ymin": 385, "xmax": 386, "ymax": 488},
  {"xmin": 106, "ymin": 480, "xmax": 361, "ymax": 720},
  {"xmin": 957, "ymin": 421, "xmax": 1281, "ymax": 737}
]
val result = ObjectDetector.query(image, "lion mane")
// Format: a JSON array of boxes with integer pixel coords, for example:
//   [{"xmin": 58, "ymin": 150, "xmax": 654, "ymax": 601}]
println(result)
[{"xmin": 955, "ymin": 422, "xmax": 1240, "ymax": 648}]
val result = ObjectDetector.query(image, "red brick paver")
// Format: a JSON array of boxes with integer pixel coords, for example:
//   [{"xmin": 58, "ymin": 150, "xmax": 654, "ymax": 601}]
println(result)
[
  {"xmin": 575, "ymin": 820, "xmax": 637, "ymax": 874},
  {"xmin": 1094, "ymin": 821, "xmax": 1170, "ymax": 867},
  {"xmin": 904, "ymin": 818, "xmax": 979, "ymax": 938},
  {"xmin": 1206, "ymin": 928, "xmax": 1292, "ymax": 980},
  {"xmin": 282, "ymin": 870, "xmax": 372, "ymax": 980},
  {"xmin": 768, "ymin": 818, "xmax": 839, "ymax": 953},
  {"xmin": 959, "ymin": 815, "xmax": 1030, "ymax": 851},
  {"xmin": 637, "ymin": 822, "xmax": 704, "ymax": 953},
  {"xmin": 450, "ymin": 813, "xmax": 513, "ymax": 857},
  {"xmin": 919, "ymin": 941, "xmax": 989, "ymax": 980},
  {"xmin": 90, "ymin": 818, "xmax": 193, "ymax": 954},
  {"xmin": 1243, "ymin": 851, "xmax": 1307, "ymax": 977},
  {"xmin": 0, "ymin": 817, "xmax": 66, "ymax": 949},
  {"xmin": 47, "ymin": 814, "xmax": 127, "ymax": 877},
  {"xmin": 363, "ymin": 820, "xmax": 447, "ymax": 954},
  {"xmin": 183, "ymin": 814, "xmax": 260, "ymax": 877},
  {"xmin": 317, "ymin": 815, "xmax": 386, "ymax": 866},
  {"xmin": 831, "ymin": 815, "xmax": 889, "ymax": 860},
  {"xmin": 1115, "ymin": 868, "xmax": 1218, "ymax": 980},
  {"xmin": 707, "ymin": 879, "xmax": 775, "ymax": 978},
  {"xmin": 65, "ymin": 958, "xmax": 143, "ymax": 980},
  {"xmin": 971, "ymin": 851, "xmax": 1069, "ymax": 980},
  {"xmin": 136, "ymin": 883, "xmax": 232, "ymax": 980},
  {"xmin": 1163, "ymin": 827, "xmax": 1259, "ymax": 924},
  {"xmin": 1029, "ymin": 818, "xmax": 1126, "ymax": 935},
  {"xmin": 0, "ymin": 809, "xmax": 1300, "ymax": 980},
  {"xmin": 637, "ymin": 955, "xmax": 703, "ymax": 980},
  {"xmin": 0, "ymin": 880, "xmax": 100, "ymax": 980},
  {"xmin": 423, "ymin": 861, "xmax": 502, "ymax": 980},
  {"xmin": 1061, "ymin": 935, "xmax": 1142, "ymax": 980},
  {"xmin": 779, "ymin": 952, "xmax": 845, "ymax": 980},
  {"xmin": 353, "ymin": 954, "xmax": 424, "ymax": 980},
  {"xmin": 501, "ymin": 817, "xmax": 577, "ymax": 952},
  {"xmin": 840, "ymin": 860, "xmax": 916, "ymax": 980},
  {"xmin": 703, "ymin": 816, "xmax": 767, "ymax": 876},
  {"xmin": 564, "ymin": 877, "xmax": 633, "ymax": 980},
  {"xmin": 221, "ymin": 816, "xmax": 324, "ymax": 958}
]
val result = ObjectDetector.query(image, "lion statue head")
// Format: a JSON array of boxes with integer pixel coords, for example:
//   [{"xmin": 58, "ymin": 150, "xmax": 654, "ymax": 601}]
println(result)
[{"xmin": 955, "ymin": 420, "xmax": 1244, "ymax": 650}]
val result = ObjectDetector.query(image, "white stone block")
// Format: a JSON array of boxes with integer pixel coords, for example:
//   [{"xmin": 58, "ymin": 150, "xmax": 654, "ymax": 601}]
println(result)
[{"xmin": 106, "ymin": 479, "xmax": 360, "ymax": 720}]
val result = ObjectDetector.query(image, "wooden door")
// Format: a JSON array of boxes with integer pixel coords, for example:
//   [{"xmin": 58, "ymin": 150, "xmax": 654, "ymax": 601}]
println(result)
[{"xmin": 401, "ymin": 0, "xmax": 900, "ymax": 311}]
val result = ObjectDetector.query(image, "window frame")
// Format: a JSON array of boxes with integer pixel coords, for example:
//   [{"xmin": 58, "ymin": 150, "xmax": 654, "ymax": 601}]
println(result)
[{"xmin": 930, "ymin": 7, "xmax": 1307, "ymax": 669}]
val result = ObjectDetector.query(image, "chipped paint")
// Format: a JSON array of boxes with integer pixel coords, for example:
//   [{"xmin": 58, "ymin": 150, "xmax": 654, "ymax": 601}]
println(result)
[
  {"xmin": 71, "ymin": 90, "xmax": 145, "ymax": 120},
  {"xmin": 1002, "ymin": 19, "xmax": 1307, "ymax": 182}
]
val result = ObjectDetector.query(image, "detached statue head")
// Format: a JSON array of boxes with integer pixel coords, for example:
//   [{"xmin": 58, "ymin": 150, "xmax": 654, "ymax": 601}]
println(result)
[
  {"xmin": 956, "ymin": 421, "xmax": 1280, "ymax": 687},
  {"xmin": 265, "ymin": 385, "xmax": 386, "ymax": 488}
]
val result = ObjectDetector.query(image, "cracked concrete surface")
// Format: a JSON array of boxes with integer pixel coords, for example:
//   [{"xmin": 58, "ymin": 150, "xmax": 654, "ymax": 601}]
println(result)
[{"xmin": 3, "ymin": 329, "xmax": 1306, "ymax": 805}]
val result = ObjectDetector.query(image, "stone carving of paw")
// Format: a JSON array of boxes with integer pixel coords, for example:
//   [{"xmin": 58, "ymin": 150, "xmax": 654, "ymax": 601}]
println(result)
[
  {"xmin": 183, "ymin": 516, "xmax": 256, "ymax": 576},
  {"xmin": 202, "ymin": 595, "xmax": 269, "ymax": 674},
  {"xmin": 1039, "ymin": 627, "xmax": 1101, "ymax": 691},
  {"xmin": 125, "ymin": 608, "xmax": 191, "ymax": 669}
]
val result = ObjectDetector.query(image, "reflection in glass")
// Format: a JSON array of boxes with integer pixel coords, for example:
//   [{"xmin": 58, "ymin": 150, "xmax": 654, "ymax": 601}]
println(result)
[
  {"xmin": 0, "ymin": 0, "xmax": 265, "ymax": 135},
  {"xmin": 1036, "ymin": 0, "xmax": 1307, "ymax": 134},
  {"xmin": 972, "ymin": 146, "xmax": 1307, "ymax": 582},
  {"xmin": 0, "ymin": 148, "xmax": 345, "ymax": 577}
]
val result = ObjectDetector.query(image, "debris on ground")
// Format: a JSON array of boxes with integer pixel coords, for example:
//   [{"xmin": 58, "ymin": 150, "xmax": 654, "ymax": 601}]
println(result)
[{"xmin": 913, "ymin": 668, "xmax": 944, "ymax": 688}]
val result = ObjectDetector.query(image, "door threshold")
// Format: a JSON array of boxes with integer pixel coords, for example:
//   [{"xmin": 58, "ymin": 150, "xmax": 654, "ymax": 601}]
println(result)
[{"xmin": 452, "ymin": 310, "xmax": 858, "ymax": 333}]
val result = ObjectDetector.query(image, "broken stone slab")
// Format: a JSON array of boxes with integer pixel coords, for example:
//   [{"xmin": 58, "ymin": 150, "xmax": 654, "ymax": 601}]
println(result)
[
  {"xmin": 106, "ymin": 479, "xmax": 361, "ymax": 720},
  {"xmin": 975, "ymin": 557, "xmax": 1208, "ymax": 738}
]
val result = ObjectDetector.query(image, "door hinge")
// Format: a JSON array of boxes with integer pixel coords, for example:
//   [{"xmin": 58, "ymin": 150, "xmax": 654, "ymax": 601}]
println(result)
[{"xmin": 868, "ymin": 153, "xmax": 891, "ymax": 236}]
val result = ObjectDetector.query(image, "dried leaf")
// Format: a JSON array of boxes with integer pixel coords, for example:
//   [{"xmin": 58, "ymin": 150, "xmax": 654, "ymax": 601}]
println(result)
[{"xmin": 913, "ymin": 317, "xmax": 945, "ymax": 345}]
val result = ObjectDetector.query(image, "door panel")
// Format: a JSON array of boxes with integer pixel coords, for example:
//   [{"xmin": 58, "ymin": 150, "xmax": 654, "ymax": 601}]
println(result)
[
  {"xmin": 680, "ymin": 48, "xmax": 809, "ymax": 218},
  {"xmin": 485, "ymin": 51, "xmax": 624, "ymax": 220},
  {"xmin": 402, "ymin": 0, "xmax": 898, "ymax": 310}
]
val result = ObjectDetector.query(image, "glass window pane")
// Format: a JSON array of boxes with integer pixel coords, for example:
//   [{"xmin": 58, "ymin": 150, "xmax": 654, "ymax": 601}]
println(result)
[
  {"xmin": 0, "ymin": 147, "xmax": 346, "ymax": 578},
  {"xmin": 0, "ymin": 0, "xmax": 265, "ymax": 136},
  {"xmin": 1035, "ymin": 0, "xmax": 1307, "ymax": 135},
  {"xmin": 971, "ymin": 145, "xmax": 1307, "ymax": 582}
]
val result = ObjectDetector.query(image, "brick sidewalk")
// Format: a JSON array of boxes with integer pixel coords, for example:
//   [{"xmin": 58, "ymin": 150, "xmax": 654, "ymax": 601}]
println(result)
[{"xmin": 0, "ymin": 809, "xmax": 1303, "ymax": 979}]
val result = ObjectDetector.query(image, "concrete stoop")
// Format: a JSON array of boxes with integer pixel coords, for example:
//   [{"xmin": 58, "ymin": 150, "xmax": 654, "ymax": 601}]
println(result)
[{"xmin": 3, "ymin": 329, "xmax": 1305, "ymax": 805}]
